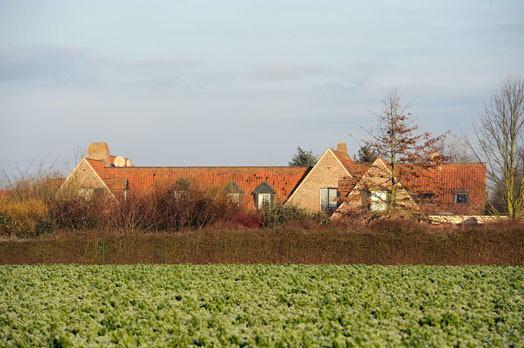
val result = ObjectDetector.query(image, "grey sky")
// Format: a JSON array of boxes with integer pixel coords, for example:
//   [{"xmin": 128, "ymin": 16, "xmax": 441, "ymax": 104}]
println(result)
[{"xmin": 1, "ymin": 0, "xmax": 523, "ymax": 177}]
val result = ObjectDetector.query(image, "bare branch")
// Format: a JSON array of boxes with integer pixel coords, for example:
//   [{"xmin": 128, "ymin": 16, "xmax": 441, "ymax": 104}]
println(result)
[{"xmin": 467, "ymin": 75, "xmax": 524, "ymax": 218}]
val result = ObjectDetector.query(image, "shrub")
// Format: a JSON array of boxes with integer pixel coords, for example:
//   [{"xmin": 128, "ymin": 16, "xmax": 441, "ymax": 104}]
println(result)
[
  {"xmin": 231, "ymin": 210, "xmax": 262, "ymax": 229},
  {"xmin": 50, "ymin": 196, "xmax": 108, "ymax": 230},
  {"xmin": 260, "ymin": 204, "xmax": 330, "ymax": 228},
  {"xmin": 0, "ymin": 211, "xmax": 17, "ymax": 236},
  {"xmin": 35, "ymin": 216, "xmax": 55, "ymax": 236},
  {"xmin": 150, "ymin": 184, "xmax": 242, "ymax": 231},
  {"xmin": 106, "ymin": 194, "xmax": 156, "ymax": 233},
  {"xmin": 0, "ymin": 198, "xmax": 51, "ymax": 237}
]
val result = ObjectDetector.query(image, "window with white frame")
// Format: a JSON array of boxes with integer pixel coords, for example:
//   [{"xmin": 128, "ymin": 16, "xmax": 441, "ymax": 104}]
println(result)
[
  {"xmin": 370, "ymin": 191, "xmax": 388, "ymax": 212},
  {"xmin": 225, "ymin": 182, "xmax": 243, "ymax": 205},
  {"xmin": 253, "ymin": 182, "xmax": 275, "ymax": 209},
  {"xmin": 227, "ymin": 192, "xmax": 241, "ymax": 204},
  {"xmin": 257, "ymin": 193, "xmax": 271, "ymax": 208},
  {"xmin": 320, "ymin": 188, "xmax": 339, "ymax": 213},
  {"xmin": 173, "ymin": 191, "xmax": 188, "ymax": 200}
]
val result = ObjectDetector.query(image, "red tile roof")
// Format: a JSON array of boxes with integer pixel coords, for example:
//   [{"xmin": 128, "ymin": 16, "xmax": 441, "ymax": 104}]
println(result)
[
  {"xmin": 86, "ymin": 158, "xmax": 109, "ymax": 175},
  {"xmin": 105, "ymin": 178, "xmax": 128, "ymax": 191},
  {"xmin": 400, "ymin": 163, "xmax": 486, "ymax": 214},
  {"xmin": 398, "ymin": 163, "xmax": 485, "ymax": 191},
  {"xmin": 347, "ymin": 163, "xmax": 371, "ymax": 178},
  {"xmin": 86, "ymin": 158, "xmax": 310, "ymax": 207},
  {"xmin": 344, "ymin": 161, "xmax": 486, "ymax": 196},
  {"xmin": 331, "ymin": 149, "xmax": 354, "ymax": 172},
  {"xmin": 331, "ymin": 149, "xmax": 373, "ymax": 179}
]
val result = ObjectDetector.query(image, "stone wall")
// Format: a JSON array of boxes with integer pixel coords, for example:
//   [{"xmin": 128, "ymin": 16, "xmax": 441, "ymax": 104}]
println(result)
[{"xmin": 428, "ymin": 215, "xmax": 507, "ymax": 225}]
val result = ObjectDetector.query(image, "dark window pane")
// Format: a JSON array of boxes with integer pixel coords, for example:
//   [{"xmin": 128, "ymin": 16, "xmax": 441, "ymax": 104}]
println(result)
[
  {"xmin": 320, "ymin": 188, "xmax": 339, "ymax": 212},
  {"xmin": 454, "ymin": 191, "xmax": 469, "ymax": 204}
]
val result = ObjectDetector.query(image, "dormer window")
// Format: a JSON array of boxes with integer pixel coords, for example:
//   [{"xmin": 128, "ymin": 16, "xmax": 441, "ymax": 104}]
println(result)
[
  {"xmin": 170, "ymin": 178, "xmax": 190, "ymax": 200},
  {"xmin": 228, "ymin": 193, "xmax": 241, "ymax": 204},
  {"xmin": 253, "ymin": 182, "xmax": 275, "ymax": 209},
  {"xmin": 225, "ymin": 182, "xmax": 244, "ymax": 205}
]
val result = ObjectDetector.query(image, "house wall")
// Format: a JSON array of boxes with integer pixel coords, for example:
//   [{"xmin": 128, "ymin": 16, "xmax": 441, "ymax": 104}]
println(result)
[
  {"xmin": 59, "ymin": 159, "xmax": 109, "ymax": 197},
  {"xmin": 286, "ymin": 150, "xmax": 350, "ymax": 212}
]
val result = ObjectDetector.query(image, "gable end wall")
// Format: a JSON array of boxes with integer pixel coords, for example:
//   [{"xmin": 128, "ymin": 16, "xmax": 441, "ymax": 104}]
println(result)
[
  {"xmin": 59, "ymin": 159, "xmax": 112, "ymax": 196},
  {"xmin": 285, "ymin": 150, "xmax": 350, "ymax": 212}
]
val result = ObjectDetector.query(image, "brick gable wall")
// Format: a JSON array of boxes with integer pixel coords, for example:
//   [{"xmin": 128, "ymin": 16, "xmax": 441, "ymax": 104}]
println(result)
[
  {"xmin": 59, "ymin": 159, "xmax": 113, "ymax": 197},
  {"xmin": 285, "ymin": 149, "xmax": 351, "ymax": 212}
]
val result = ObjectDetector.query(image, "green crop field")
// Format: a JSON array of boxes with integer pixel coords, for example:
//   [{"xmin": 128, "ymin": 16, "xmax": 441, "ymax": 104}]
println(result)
[{"xmin": 1, "ymin": 265, "xmax": 522, "ymax": 347}]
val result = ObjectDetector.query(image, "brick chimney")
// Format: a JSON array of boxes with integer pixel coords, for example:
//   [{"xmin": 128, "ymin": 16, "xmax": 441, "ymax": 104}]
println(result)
[
  {"xmin": 88, "ymin": 142, "xmax": 111, "ymax": 166},
  {"xmin": 336, "ymin": 143, "xmax": 348, "ymax": 154}
]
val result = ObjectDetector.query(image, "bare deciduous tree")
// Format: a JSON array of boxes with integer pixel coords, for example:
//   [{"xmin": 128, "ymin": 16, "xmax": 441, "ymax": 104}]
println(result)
[
  {"xmin": 468, "ymin": 76, "xmax": 524, "ymax": 218},
  {"xmin": 439, "ymin": 132, "xmax": 475, "ymax": 163},
  {"xmin": 362, "ymin": 89, "xmax": 448, "ymax": 213}
]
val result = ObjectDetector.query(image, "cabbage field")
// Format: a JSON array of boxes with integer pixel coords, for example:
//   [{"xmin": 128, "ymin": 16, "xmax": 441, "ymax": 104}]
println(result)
[{"xmin": 1, "ymin": 265, "xmax": 523, "ymax": 347}]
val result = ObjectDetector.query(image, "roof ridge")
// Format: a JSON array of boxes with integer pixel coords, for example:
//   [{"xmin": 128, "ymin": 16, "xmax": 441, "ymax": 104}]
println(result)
[
  {"xmin": 102, "ymin": 165, "xmax": 309, "ymax": 169},
  {"xmin": 85, "ymin": 158, "xmax": 310, "ymax": 169}
]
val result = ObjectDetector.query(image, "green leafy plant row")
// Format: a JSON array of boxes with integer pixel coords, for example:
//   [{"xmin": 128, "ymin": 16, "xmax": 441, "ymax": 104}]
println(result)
[{"xmin": 1, "ymin": 265, "xmax": 522, "ymax": 347}]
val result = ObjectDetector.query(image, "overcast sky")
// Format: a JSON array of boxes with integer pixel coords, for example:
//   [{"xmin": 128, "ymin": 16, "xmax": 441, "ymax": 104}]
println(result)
[{"xmin": 1, "ymin": 0, "xmax": 523, "ymax": 177}]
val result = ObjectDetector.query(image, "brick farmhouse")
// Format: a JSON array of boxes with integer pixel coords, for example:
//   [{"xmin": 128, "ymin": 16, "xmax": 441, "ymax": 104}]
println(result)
[{"xmin": 59, "ymin": 142, "xmax": 486, "ymax": 218}]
